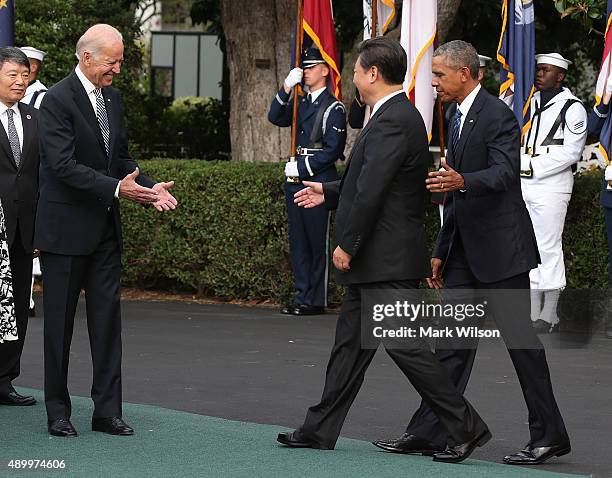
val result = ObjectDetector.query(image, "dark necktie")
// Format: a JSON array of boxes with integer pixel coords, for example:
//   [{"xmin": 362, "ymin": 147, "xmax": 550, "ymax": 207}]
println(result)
[
  {"xmin": 94, "ymin": 88, "xmax": 110, "ymax": 156},
  {"xmin": 307, "ymin": 93, "xmax": 312, "ymax": 104},
  {"xmin": 450, "ymin": 108, "xmax": 463, "ymax": 155},
  {"xmin": 6, "ymin": 109, "xmax": 21, "ymax": 168}
]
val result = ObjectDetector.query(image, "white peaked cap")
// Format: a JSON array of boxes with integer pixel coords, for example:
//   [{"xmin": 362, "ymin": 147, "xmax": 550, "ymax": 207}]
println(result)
[
  {"xmin": 535, "ymin": 53, "xmax": 571, "ymax": 70},
  {"xmin": 19, "ymin": 46, "xmax": 46, "ymax": 62},
  {"xmin": 478, "ymin": 55, "xmax": 492, "ymax": 68}
]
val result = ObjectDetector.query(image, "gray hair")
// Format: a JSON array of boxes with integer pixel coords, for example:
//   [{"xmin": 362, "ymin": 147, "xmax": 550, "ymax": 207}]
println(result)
[
  {"xmin": 433, "ymin": 40, "xmax": 480, "ymax": 80},
  {"xmin": 75, "ymin": 24, "xmax": 123, "ymax": 61}
]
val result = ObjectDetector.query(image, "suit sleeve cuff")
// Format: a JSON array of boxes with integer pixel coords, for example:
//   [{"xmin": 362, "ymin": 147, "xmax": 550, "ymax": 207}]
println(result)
[
  {"xmin": 595, "ymin": 103, "xmax": 610, "ymax": 118},
  {"xmin": 114, "ymin": 180, "xmax": 121, "ymax": 198}
]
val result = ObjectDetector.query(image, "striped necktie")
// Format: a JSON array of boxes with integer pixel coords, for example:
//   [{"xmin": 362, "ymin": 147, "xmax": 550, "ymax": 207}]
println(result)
[
  {"xmin": 450, "ymin": 108, "xmax": 463, "ymax": 155},
  {"xmin": 6, "ymin": 109, "xmax": 21, "ymax": 168},
  {"xmin": 94, "ymin": 88, "xmax": 110, "ymax": 156}
]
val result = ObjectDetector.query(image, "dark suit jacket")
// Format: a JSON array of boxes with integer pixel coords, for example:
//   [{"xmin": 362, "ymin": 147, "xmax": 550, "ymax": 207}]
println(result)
[
  {"xmin": 35, "ymin": 70, "xmax": 154, "ymax": 255},
  {"xmin": 0, "ymin": 103, "xmax": 39, "ymax": 253},
  {"xmin": 434, "ymin": 87, "xmax": 539, "ymax": 283},
  {"xmin": 323, "ymin": 93, "xmax": 431, "ymax": 285}
]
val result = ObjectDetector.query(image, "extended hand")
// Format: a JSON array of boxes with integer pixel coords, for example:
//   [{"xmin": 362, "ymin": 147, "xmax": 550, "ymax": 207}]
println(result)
[
  {"xmin": 119, "ymin": 168, "xmax": 159, "ymax": 204},
  {"xmin": 425, "ymin": 159, "xmax": 465, "ymax": 193},
  {"xmin": 294, "ymin": 181, "xmax": 325, "ymax": 208},
  {"xmin": 332, "ymin": 246, "xmax": 352, "ymax": 272},
  {"xmin": 426, "ymin": 258, "xmax": 444, "ymax": 289},
  {"xmin": 152, "ymin": 181, "xmax": 178, "ymax": 212}
]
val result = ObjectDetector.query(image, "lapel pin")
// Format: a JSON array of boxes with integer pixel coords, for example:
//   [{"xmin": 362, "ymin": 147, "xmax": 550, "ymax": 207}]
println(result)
[
  {"xmin": 26, "ymin": 114, "xmax": 31, "ymax": 120},
  {"xmin": 469, "ymin": 119, "xmax": 474, "ymax": 123},
  {"xmin": 107, "ymin": 98, "xmax": 111, "ymax": 102}
]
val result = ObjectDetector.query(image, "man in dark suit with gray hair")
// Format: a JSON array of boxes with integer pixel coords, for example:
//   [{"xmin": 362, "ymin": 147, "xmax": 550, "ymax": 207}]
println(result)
[
  {"xmin": 36, "ymin": 24, "xmax": 177, "ymax": 438},
  {"xmin": 373, "ymin": 40, "xmax": 571, "ymax": 466}
]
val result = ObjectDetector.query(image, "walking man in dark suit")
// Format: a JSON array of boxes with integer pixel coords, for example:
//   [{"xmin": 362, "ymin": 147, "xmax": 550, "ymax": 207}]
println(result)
[
  {"xmin": 0, "ymin": 47, "xmax": 39, "ymax": 407},
  {"xmin": 36, "ymin": 24, "xmax": 177, "ymax": 437},
  {"xmin": 373, "ymin": 40, "xmax": 571, "ymax": 466},
  {"xmin": 277, "ymin": 37, "xmax": 490, "ymax": 464}
]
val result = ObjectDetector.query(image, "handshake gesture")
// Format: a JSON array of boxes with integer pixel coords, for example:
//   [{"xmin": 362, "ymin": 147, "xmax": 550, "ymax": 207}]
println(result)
[{"xmin": 119, "ymin": 167, "xmax": 178, "ymax": 212}]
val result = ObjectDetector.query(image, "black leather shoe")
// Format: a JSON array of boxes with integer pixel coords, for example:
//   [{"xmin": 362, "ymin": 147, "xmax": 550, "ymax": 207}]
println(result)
[
  {"xmin": 293, "ymin": 305, "xmax": 325, "ymax": 316},
  {"xmin": 503, "ymin": 442, "xmax": 571, "ymax": 465},
  {"xmin": 372, "ymin": 433, "xmax": 443, "ymax": 455},
  {"xmin": 48, "ymin": 418, "xmax": 78, "ymax": 437},
  {"xmin": 0, "ymin": 391, "xmax": 36, "ymax": 406},
  {"xmin": 277, "ymin": 431, "xmax": 332, "ymax": 449},
  {"xmin": 280, "ymin": 305, "xmax": 296, "ymax": 315},
  {"xmin": 92, "ymin": 417, "xmax": 134, "ymax": 436},
  {"xmin": 432, "ymin": 429, "xmax": 491, "ymax": 463}
]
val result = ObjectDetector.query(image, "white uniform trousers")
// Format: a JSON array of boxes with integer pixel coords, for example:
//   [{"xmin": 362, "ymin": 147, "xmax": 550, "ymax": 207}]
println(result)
[{"xmin": 522, "ymin": 187, "xmax": 571, "ymax": 325}]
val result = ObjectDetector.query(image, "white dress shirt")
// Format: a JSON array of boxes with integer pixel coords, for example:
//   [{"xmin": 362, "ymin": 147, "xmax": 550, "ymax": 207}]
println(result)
[
  {"xmin": 75, "ymin": 65, "xmax": 122, "ymax": 198},
  {"xmin": 0, "ymin": 102, "xmax": 24, "ymax": 151},
  {"xmin": 456, "ymin": 83, "xmax": 481, "ymax": 136},
  {"xmin": 307, "ymin": 86, "xmax": 327, "ymax": 103},
  {"xmin": 370, "ymin": 89, "xmax": 406, "ymax": 118},
  {"xmin": 75, "ymin": 65, "xmax": 99, "ymax": 114}
]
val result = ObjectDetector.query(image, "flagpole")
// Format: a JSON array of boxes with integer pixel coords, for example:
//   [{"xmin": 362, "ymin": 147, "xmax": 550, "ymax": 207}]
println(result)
[
  {"xmin": 288, "ymin": 0, "xmax": 304, "ymax": 183},
  {"xmin": 431, "ymin": 32, "xmax": 446, "ymax": 208},
  {"xmin": 371, "ymin": 0, "xmax": 378, "ymax": 37}
]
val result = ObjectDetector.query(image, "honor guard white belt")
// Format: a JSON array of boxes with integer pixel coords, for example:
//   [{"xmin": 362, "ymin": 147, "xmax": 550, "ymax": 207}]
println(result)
[{"xmin": 296, "ymin": 147, "xmax": 323, "ymax": 156}]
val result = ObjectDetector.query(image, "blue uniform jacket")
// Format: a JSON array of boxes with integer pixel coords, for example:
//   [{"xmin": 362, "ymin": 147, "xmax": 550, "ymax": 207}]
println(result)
[
  {"xmin": 268, "ymin": 87, "xmax": 346, "ymax": 180},
  {"xmin": 587, "ymin": 103, "xmax": 612, "ymax": 208}
]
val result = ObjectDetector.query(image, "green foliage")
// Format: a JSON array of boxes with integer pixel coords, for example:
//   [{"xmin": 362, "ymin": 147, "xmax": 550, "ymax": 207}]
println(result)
[
  {"xmin": 14, "ymin": 0, "xmax": 143, "ymax": 95},
  {"xmin": 120, "ymin": 161, "xmax": 610, "ymax": 304},
  {"xmin": 164, "ymin": 97, "xmax": 230, "ymax": 159},
  {"xmin": 14, "ymin": 0, "xmax": 158, "ymax": 157},
  {"xmin": 554, "ymin": 0, "xmax": 607, "ymax": 33},
  {"xmin": 121, "ymin": 160, "xmax": 340, "ymax": 303},
  {"xmin": 564, "ymin": 168, "xmax": 609, "ymax": 289}
]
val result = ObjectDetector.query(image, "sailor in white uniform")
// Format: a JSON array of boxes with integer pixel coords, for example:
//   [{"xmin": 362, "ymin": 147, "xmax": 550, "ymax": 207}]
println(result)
[
  {"xmin": 520, "ymin": 53, "xmax": 587, "ymax": 332},
  {"xmin": 19, "ymin": 46, "xmax": 47, "ymax": 316},
  {"xmin": 19, "ymin": 46, "xmax": 47, "ymax": 109}
]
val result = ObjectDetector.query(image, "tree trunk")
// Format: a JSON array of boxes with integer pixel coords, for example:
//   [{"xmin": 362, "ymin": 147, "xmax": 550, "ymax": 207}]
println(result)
[
  {"xmin": 437, "ymin": 0, "xmax": 462, "ymax": 43},
  {"xmin": 221, "ymin": 0, "xmax": 294, "ymax": 162}
]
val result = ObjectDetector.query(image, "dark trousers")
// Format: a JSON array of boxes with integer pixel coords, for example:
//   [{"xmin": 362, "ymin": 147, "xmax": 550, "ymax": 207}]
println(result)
[
  {"xmin": 0, "ymin": 227, "xmax": 33, "ymax": 395},
  {"xmin": 604, "ymin": 206, "xmax": 612, "ymax": 286},
  {"xmin": 405, "ymin": 235, "xmax": 568, "ymax": 448},
  {"xmin": 41, "ymin": 214, "xmax": 122, "ymax": 420},
  {"xmin": 296, "ymin": 280, "xmax": 488, "ymax": 449},
  {"xmin": 285, "ymin": 183, "xmax": 330, "ymax": 307}
]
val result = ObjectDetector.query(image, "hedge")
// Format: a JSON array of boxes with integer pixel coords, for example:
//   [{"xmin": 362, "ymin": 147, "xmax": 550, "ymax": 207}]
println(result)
[{"xmin": 121, "ymin": 160, "xmax": 609, "ymax": 304}]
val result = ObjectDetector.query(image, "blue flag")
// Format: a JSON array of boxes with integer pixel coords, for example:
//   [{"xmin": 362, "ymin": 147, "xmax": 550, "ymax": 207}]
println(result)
[
  {"xmin": 497, "ymin": 0, "xmax": 535, "ymax": 137},
  {"xmin": 0, "ymin": 0, "xmax": 14, "ymax": 47}
]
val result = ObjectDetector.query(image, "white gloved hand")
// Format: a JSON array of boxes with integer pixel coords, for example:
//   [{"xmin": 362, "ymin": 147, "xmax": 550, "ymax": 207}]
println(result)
[
  {"xmin": 520, "ymin": 154, "xmax": 532, "ymax": 174},
  {"xmin": 285, "ymin": 161, "xmax": 299, "ymax": 177},
  {"xmin": 605, "ymin": 165, "xmax": 612, "ymax": 181},
  {"xmin": 606, "ymin": 73, "xmax": 612, "ymax": 94},
  {"xmin": 284, "ymin": 68, "xmax": 303, "ymax": 89}
]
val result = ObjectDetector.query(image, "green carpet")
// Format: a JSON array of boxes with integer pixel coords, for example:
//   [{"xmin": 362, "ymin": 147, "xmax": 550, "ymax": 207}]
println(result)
[{"xmin": 0, "ymin": 390, "xmax": 586, "ymax": 478}]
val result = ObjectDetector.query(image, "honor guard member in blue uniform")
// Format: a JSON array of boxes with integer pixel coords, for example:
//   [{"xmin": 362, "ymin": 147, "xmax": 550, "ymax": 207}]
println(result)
[
  {"xmin": 587, "ymin": 71, "xmax": 612, "ymax": 339},
  {"xmin": 268, "ymin": 46, "xmax": 347, "ymax": 316}
]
